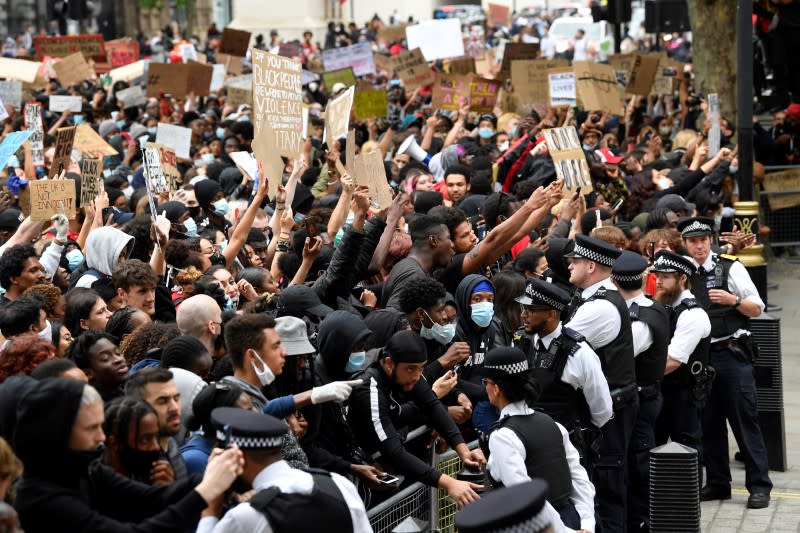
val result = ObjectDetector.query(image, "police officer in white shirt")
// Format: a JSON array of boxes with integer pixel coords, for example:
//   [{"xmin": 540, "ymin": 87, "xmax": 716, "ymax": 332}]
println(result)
[
  {"xmin": 678, "ymin": 216, "xmax": 772, "ymax": 509},
  {"xmin": 483, "ymin": 347, "xmax": 595, "ymax": 533},
  {"xmin": 197, "ymin": 408, "xmax": 372, "ymax": 533}
]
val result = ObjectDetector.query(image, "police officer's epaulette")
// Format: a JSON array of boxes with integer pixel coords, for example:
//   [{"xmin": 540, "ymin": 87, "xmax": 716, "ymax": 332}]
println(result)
[
  {"xmin": 563, "ymin": 327, "xmax": 585, "ymax": 344},
  {"xmin": 680, "ymin": 298, "xmax": 700, "ymax": 309},
  {"xmin": 719, "ymin": 253, "xmax": 739, "ymax": 262},
  {"xmin": 629, "ymin": 302, "xmax": 640, "ymax": 320}
]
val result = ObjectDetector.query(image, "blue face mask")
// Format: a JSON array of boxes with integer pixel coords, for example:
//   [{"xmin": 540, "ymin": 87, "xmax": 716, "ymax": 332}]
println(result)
[
  {"xmin": 293, "ymin": 212, "xmax": 306, "ymax": 224},
  {"xmin": 193, "ymin": 159, "xmax": 205, "ymax": 168},
  {"xmin": 202, "ymin": 153, "xmax": 215, "ymax": 164},
  {"xmin": 470, "ymin": 301, "xmax": 494, "ymax": 328},
  {"xmin": 213, "ymin": 198, "xmax": 229, "ymax": 217},
  {"xmin": 420, "ymin": 318, "xmax": 457, "ymax": 345},
  {"xmin": 239, "ymin": 115, "xmax": 250, "ymax": 122},
  {"xmin": 583, "ymin": 143, "xmax": 596, "ymax": 151},
  {"xmin": 729, "ymin": 165, "xmax": 738, "ymax": 174},
  {"xmin": 216, "ymin": 127, "xmax": 225, "ymax": 140},
  {"xmin": 72, "ymin": 115, "xmax": 85, "ymax": 125},
  {"xmin": 508, "ymin": 126, "xmax": 517, "ymax": 137},
  {"xmin": 345, "ymin": 351, "xmax": 367, "ymax": 373},
  {"xmin": 66, "ymin": 249, "xmax": 84, "ymax": 271},
  {"xmin": 713, "ymin": 215, "xmax": 722, "ymax": 230},
  {"xmin": 224, "ymin": 295, "xmax": 234, "ymax": 312},
  {"xmin": 182, "ymin": 217, "xmax": 198, "ymax": 237},
  {"xmin": 147, "ymin": 127, "xmax": 157, "ymax": 136},
  {"xmin": 478, "ymin": 127, "xmax": 494, "ymax": 139},
  {"xmin": 116, "ymin": 120, "xmax": 126, "ymax": 131}
]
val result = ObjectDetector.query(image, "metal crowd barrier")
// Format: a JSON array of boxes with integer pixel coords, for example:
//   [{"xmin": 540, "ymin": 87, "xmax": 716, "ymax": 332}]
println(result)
[{"xmin": 760, "ymin": 165, "xmax": 800, "ymax": 248}]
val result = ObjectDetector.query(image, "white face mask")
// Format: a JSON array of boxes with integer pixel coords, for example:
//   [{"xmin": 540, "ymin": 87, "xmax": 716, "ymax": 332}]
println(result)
[
  {"xmin": 250, "ymin": 350, "xmax": 275, "ymax": 386},
  {"xmin": 38, "ymin": 319, "xmax": 52, "ymax": 343}
]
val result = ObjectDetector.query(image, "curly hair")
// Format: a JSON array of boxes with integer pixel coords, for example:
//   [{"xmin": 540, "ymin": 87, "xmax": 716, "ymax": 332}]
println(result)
[
  {"xmin": 112, "ymin": 259, "xmax": 158, "ymax": 292},
  {"xmin": 119, "ymin": 321, "xmax": 180, "ymax": 365},
  {"xmin": 396, "ymin": 275, "xmax": 447, "ymax": 314},
  {"xmin": 0, "ymin": 333, "xmax": 56, "ymax": 383},
  {"xmin": 66, "ymin": 329, "xmax": 119, "ymax": 370},
  {"xmin": 640, "ymin": 229, "xmax": 683, "ymax": 256},
  {"xmin": 23, "ymin": 283, "xmax": 62, "ymax": 318},
  {"xmin": 590, "ymin": 226, "xmax": 629, "ymax": 250},
  {"xmin": 164, "ymin": 239, "xmax": 207, "ymax": 272},
  {"xmin": 0, "ymin": 244, "xmax": 38, "ymax": 290}
]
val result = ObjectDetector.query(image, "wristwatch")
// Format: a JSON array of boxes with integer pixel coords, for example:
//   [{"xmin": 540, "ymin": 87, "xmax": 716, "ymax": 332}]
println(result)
[{"xmin": 734, "ymin": 295, "xmax": 742, "ymax": 307}]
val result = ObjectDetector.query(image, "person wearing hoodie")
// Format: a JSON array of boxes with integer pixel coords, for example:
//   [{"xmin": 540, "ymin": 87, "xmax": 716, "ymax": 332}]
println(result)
[
  {"xmin": 454, "ymin": 274, "xmax": 497, "ymax": 433},
  {"xmin": 13, "ymin": 379, "xmax": 243, "ymax": 533},
  {"xmin": 73, "ymin": 226, "xmax": 134, "ymax": 289}
]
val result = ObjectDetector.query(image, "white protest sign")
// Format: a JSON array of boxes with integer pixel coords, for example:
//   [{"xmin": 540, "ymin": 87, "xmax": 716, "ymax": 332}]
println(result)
[
  {"xmin": 251, "ymin": 49, "xmax": 304, "ymax": 160},
  {"xmin": 49, "ymin": 95, "xmax": 83, "ymax": 113},
  {"xmin": 321, "ymin": 41, "xmax": 376, "ymax": 77},
  {"xmin": 155, "ymin": 123, "xmax": 192, "ymax": 160},
  {"xmin": 229, "ymin": 151, "xmax": 259, "ymax": 180},
  {"xmin": 0, "ymin": 81, "xmax": 22, "ymax": 109},
  {"xmin": 708, "ymin": 93, "xmax": 720, "ymax": 158},
  {"xmin": 24, "ymin": 103, "xmax": 45, "ymax": 167},
  {"xmin": 325, "ymin": 85, "xmax": 355, "ymax": 145},
  {"xmin": 109, "ymin": 60, "xmax": 147, "ymax": 83},
  {"xmin": 548, "ymin": 69, "xmax": 576, "ymax": 107},
  {"xmin": 210, "ymin": 64, "xmax": 226, "ymax": 92},
  {"xmin": 180, "ymin": 44, "xmax": 198, "ymax": 63},
  {"xmin": 116, "ymin": 85, "xmax": 147, "ymax": 107},
  {"xmin": 0, "ymin": 98, "xmax": 7, "ymax": 122},
  {"xmin": 0, "ymin": 58, "xmax": 42, "ymax": 83},
  {"xmin": 406, "ymin": 19, "xmax": 465, "ymax": 61}
]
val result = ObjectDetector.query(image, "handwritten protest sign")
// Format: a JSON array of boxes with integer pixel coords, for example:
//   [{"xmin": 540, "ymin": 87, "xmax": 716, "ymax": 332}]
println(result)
[
  {"xmin": 0, "ymin": 131, "xmax": 32, "ymax": 170},
  {"xmin": 260, "ymin": 120, "xmax": 285, "ymax": 200},
  {"xmin": 573, "ymin": 61, "xmax": 622, "ymax": 113},
  {"xmin": 49, "ymin": 95, "xmax": 82, "ymax": 113},
  {"xmin": 469, "ymin": 77, "xmax": 499, "ymax": 113},
  {"xmin": 511, "ymin": 59, "xmax": 569, "ymax": 105},
  {"xmin": 0, "ymin": 58, "xmax": 42, "ymax": 84},
  {"xmin": 210, "ymin": 64, "xmax": 226, "ymax": 92},
  {"xmin": 406, "ymin": 19, "xmax": 464, "ymax": 61},
  {"xmin": 393, "ymin": 48, "xmax": 435, "ymax": 91},
  {"xmin": 116, "ymin": 85, "xmax": 147, "ymax": 108},
  {"xmin": 626, "ymin": 54, "xmax": 660, "ymax": 96},
  {"xmin": 29, "ymin": 179, "xmax": 76, "ymax": 221},
  {"xmin": 377, "ymin": 24, "xmax": 407, "ymax": 44},
  {"xmin": 0, "ymin": 81, "xmax": 22, "ymax": 109},
  {"xmin": 544, "ymin": 126, "xmax": 592, "ymax": 194},
  {"xmin": 608, "ymin": 53, "xmax": 636, "ymax": 91},
  {"xmin": 74, "ymin": 124, "xmax": 118, "ymax": 157},
  {"xmin": 157, "ymin": 144, "xmax": 180, "ymax": 193},
  {"xmin": 448, "ymin": 57, "xmax": 477, "ymax": 75},
  {"xmin": 24, "ymin": 103, "xmax": 45, "ymax": 167},
  {"xmin": 651, "ymin": 58, "xmax": 678, "ymax": 95},
  {"xmin": 52, "ymin": 52, "xmax": 94, "ymax": 87},
  {"xmin": 179, "ymin": 44, "xmax": 198, "ymax": 63},
  {"xmin": 432, "ymin": 74, "xmax": 469, "ymax": 111},
  {"xmin": 217, "ymin": 53, "xmax": 244, "ymax": 76},
  {"xmin": 373, "ymin": 53, "xmax": 394, "ymax": 74},
  {"xmin": 108, "ymin": 60, "xmax": 146, "ymax": 83},
  {"xmin": 321, "ymin": 67, "xmax": 357, "ymax": 91},
  {"xmin": 105, "ymin": 38, "xmax": 140, "ymax": 68},
  {"xmin": 548, "ymin": 68, "xmax": 577, "ymax": 106},
  {"xmin": 251, "ymin": 50, "xmax": 304, "ymax": 161},
  {"xmin": 143, "ymin": 143, "xmax": 168, "ymax": 194},
  {"xmin": 353, "ymin": 88, "xmax": 388, "ymax": 120},
  {"xmin": 360, "ymin": 150, "xmax": 393, "ymax": 209},
  {"xmin": 227, "ymin": 85, "xmax": 253, "ymax": 108},
  {"xmin": 50, "ymin": 126, "xmax": 77, "ymax": 177},
  {"xmin": 156, "ymin": 124, "xmax": 192, "ymax": 160},
  {"xmin": 500, "ymin": 43, "xmax": 540, "ymax": 76},
  {"xmin": 80, "ymin": 157, "xmax": 101, "ymax": 207},
  {"xmin": 219, "ymin": 28, "xmax": 252, "ymax": 57},
  {"xmin": 325, "ymin": 86, "xmax": 355, "ymax": 145},
  {"xmin": 34, "ymin": 34, "xmax": 106, "ymax": 63},
  {"xmin": 322, "ymin": 42, "xmax": 375, "ymax": 77},
  {"xmin": 146, "ymin": 62, "xmax": 213, "ymax": 98},
  {"xmin": 763, "ymin": 169, "xmax": 800, "ymax": 210}
]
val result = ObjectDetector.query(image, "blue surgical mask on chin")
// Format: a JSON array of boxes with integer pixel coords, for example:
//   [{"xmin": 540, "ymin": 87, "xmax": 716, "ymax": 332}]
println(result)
[
  {"xmin": 583, "ymin": 143, "xmax": 596, "ymax": 151},
  {"xmin": 202, "ymin": 153, "xmax": 215, "ymax": 164},
  {"xmin": 420, "ymin": 320, "xmax": 457, "ymax": 345},
  {"xmin": 345, "ymin": 351, "xmax": 366, "ymax": 373},
  {"xmin": 478, "ymin": 127, "xmax": 494, "ymax": 139},
  {"xmin": 471, "ymin": 301, "xmax": 494, "ymax": 328},
  {"xmin": 293, "ymin": 212, "xmax": 306, "ymax": 224},
  {"xmin": 213, "ymin": 198, "xmax": 229, "ymax": 217}
]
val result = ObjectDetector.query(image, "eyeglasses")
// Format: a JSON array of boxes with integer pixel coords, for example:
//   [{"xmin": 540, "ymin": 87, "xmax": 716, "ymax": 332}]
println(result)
[
  {"xmin": 520, "ymin": 304, "xmax": 550, "ymax": 314},
  {"xmin": 481, "ymin": 378, "xmax": 494, "ymax": 387}
]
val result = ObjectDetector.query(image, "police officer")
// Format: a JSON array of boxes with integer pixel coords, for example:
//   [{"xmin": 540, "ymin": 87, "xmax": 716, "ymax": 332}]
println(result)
[
  {"xmin": 513, "ymin": 277, "xmax": 612, "ymax": 456},
  {"xmin": 482, "ymin": 347, "xmax": 595, "ymax": 533},
  {"xmin": 650, "ymin": 250, "xmax": 711, "ymax": 488},
  {"xmin": 197, "ymin": 407, "xmax": 371, "ymax": 532},
  {"xmin": 678, "ymin": 217, "xmax": 772, "ymax": 509},
  {"xmin": 563, "ymin": 234, "xmax": 637, "ymax": 533},
  {"xmin": 455, "ymin": 479, "xmax": 555, "ymax": 533},
  {"xmin": 611, "ymin": 251, "xmax": 670, "ymax": 533}
]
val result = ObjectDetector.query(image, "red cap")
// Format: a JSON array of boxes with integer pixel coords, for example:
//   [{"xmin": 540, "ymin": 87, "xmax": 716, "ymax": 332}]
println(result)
[
  {"xmin": 597, "ymin": 148, "xmax": 623, "ymax": 165},
  {"xmin": 786, "ymin": 103, "xmax": 800, "ymax": 120}
]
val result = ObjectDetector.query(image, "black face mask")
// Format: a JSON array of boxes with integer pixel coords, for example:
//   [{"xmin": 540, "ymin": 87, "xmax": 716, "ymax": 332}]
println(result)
[
  {"xmin": 209, "ymin": 251, "xmax": 226, "ymax": 266},
  {"xmin": 188, "ymin": 206, "xmax": 202, "ymax": 219},
  {"xmin": 121, "ymin": 448, "xmax": 162, "ymax": 482},
  {"xmin": 66, "ymin": 445, "xmax": 105, "ymax": 470}
]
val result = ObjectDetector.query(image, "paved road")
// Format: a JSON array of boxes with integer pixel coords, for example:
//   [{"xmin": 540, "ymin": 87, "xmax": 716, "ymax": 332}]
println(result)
[{"xmin": 702, "ymin": 258, "xmax": 800, "ymax": 532}]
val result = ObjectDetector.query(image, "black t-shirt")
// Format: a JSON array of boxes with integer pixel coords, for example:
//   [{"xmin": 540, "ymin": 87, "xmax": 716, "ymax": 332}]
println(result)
[{"xmin": 436, "ymin": 253, "xmax": 469, "ymax": 295}]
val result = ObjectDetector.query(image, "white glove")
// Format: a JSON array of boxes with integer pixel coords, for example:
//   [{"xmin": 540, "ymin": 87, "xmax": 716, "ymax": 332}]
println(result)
[
  {"xmin": 311, "ymin": 379, "xmax": 364, "ymax": 405},
  {"xmin": 51, "ymin": 214, "xmax": 69, "ymax": 243}
]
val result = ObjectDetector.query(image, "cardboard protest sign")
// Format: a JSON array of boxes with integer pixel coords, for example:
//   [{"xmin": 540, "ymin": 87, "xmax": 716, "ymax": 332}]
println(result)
[
  {"xmin": 762, "ymin": 169, "xmax": 800, "ymax": 210},
  {"xmin": 52, "ymin": 52, "xmax": 94, "ymax": 87},
  {"xmin": 147, "ymin": 62, "xmax": 213, "ymax": 98},
  {"xmin": 185, "ymin": 61, "xmax": 214, "ymax": 96},
  {"xmin": 359, "ymin": 150, "xmax": 393, "ymax": 209},
  {"xmin": 108, "ymin": 60, "xmax": 146, "ymax": 83},
  {"xmin": 29, "ymin": 179, "xmax": 76, "ymax": 221},
  {"xmin": 321, "ymin": 67, "xmax": 357, "ymax": 91},
  {"xmin": 116, "ymin": 85, "xmax": 147, "ymax": 108},
  {"xmin": 393, "ymin": 48, "xmax": 435, "ymax": 91},
  {"xmin": 377, "ymin": 24, "xmax": 407, "ymax": 44},
  {"xmin": 543, "ymin": 127, "xmax": 592, "ymax": 194},
  {"xmin": 406, "ymin": 19, "xmax": 465, "ymax": 61},
  {"xmin": 251, "ymin": 50, "xmax": 304, "ymax": 161},
  {"xmin": 431, "ymin": 74, "xmax": 469, "ymax": 111},
  {"xmin": 0, "ymin": 58, "xmax": 42, "ymax": 84},
  {"xmin": 80, "ymin": 156, "xmax": 102, "ymax": 207},
  {"xmin": 105, "ymin": 38, "xmax": 140, "ymax": 69},
  {"xmin": 322, "ymin": 42, "xmax": 375, "ymax": 77},
  {"xmin": 33, "ymin": 34, "xmax": 106, "ymax": 63},
  {"xmin": 259, "ymin": 120, "xmax": 285, "ymax": 200},
  {"xmin": 155, "ymin": 124, "xmax": 192, "ymax": 160},
  {"xmin": 216, "ymin": 53, "xmax": 244, "ymax": 76},
  {"xmin": 50, "ymin": 126, "xmax": 77, "ymax": 177},
  {"xmin": 353, "ymin": 88, "xmax": 388, "ymax": 120},
  {"xmin": 49, "ymin": 95, "xmax": 82, "ymax": 113},
  {"xmin": 607, "ymin": 53, "xmax": 636, "ymax": 91},
  {"xmin": 373, "ymin": 52, "xmax": 394, "ymax": 74},
  {"xmin": 0, "ymin": 131, "xmax": 32, "ymax": 170},
  {"xmin": 74, "ymin": 124, "xmax": 118, "ymax": 157},
  {"xmin": 227, "ymin": 86, "xmax": 253, "ymax": 108},
  {"xmin": 447, "ymin": 57, "xmax": 476, "ymax": 75},
  {"xmin": 143, "ymin": 143, "xmax": 169, "ymax": 194},
  {"xmin": 219, "ymin": 28, "xmax": 252, "ymax": 57},
  {"xmin": 511, "ymin": 59, "xmax": 568, "ymax": 105},
  {"xmin": 24, "ymin": 103, "xmax": 45, "ymax": 167},
  {"xmin": 324, "ymin": 86, "xmax": 355, "ymax": 146},
  {"xmin": 469, "ymin": 77, "xmax": 499, "ymax": 113},
  {"xmin": 651, "ymin": 58, "xmax": 679, "ymax": 95},
  {"xmin": 156, "ymin": 144, "xmax": 181, "ymax": 193},
  {"xmin": 573, "ymin": 61, "xmax": 622, "ymax": 113},
  {"xmin": 500, "ymin": 43, "xmax": 540, "ymax": 76},
  {"xmin": 488, "ymin": 3, "xmax": 511, "ymax": 25},
  {"xmin": 626, "ymin": 54, "xmax": 660, "ymax": 96},
  {"xmin": 0, "ymin": 81, "xmax": 22, "ymax": 109},
  {"xmin": 547, "ymin": 68, "xmax": 576, "ymax": 107}
]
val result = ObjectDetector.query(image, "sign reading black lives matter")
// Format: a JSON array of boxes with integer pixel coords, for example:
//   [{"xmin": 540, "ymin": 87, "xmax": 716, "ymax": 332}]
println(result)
[{"xmin": 80, "ymin": 157, "xmax": 101, "ymax": 207}]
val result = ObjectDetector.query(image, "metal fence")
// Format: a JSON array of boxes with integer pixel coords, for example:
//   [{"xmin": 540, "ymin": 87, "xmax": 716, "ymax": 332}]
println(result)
[{"xmin": 760, "ymin": 166, "xmax": 800, "ymax": 248}]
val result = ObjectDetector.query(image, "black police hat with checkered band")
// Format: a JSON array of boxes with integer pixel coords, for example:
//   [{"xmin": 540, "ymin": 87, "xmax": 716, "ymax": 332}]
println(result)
[
  {"xmin": 515, "ymin": 277, "xmax": 570, "ymax": 311},
  {"xmin": 483, "ymin": 347, "xmax": 530, "ymax": 376},
  {"xmin": 564, "ymin": 234, "xmax": 622, "ymax": 267},
  {"xmin": 650, "ymin": 250, "xmax": 696, "ymax": 277},
  {"xmin": 677, "ymin": 216, "xmax": 715, "ymax": 238},
  {"xmin": 211, "ymin": 407, "xmax": 287, "ymax": 450},
  {"xmin": 611, "ymin": 250, "xmax": 648, "ymax": 283},
  {"xmin": 455, "ymin": 479, "xmax": 551, "ymax": 533}
]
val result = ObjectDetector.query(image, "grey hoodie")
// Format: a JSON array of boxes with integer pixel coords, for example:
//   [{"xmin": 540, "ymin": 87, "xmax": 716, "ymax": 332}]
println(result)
[{"xmin": 76, "ymin": 227, "xmax": 134, "ymax": 287}]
